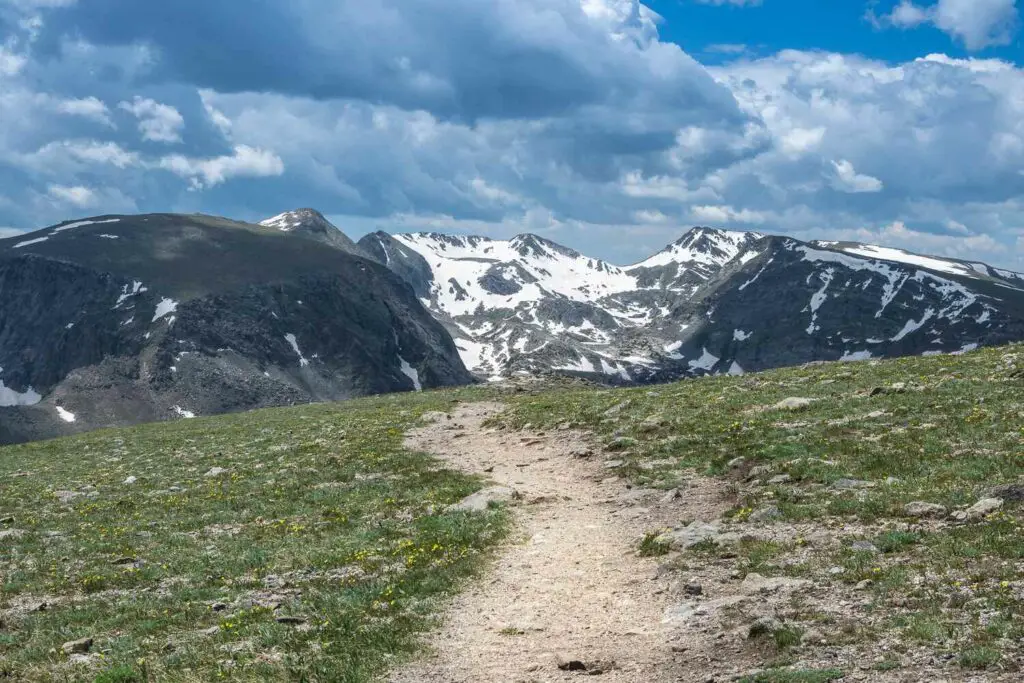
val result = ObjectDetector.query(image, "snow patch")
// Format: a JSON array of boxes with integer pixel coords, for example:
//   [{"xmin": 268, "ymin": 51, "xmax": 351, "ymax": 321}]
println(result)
[
  {"xmin": 284, "ymin": 333, "xmax": 310, "ymax": 367},
  {"xmin": 55, "ymin": 406, "xmax": 76, "ymax": 423},
  {"xmin": 53, "ymin": 218, "xmax": 120, "ymax": 233},
  {"xmin": 688, "ymin": 347, "xmax": 720, "ymax": 372},
  {"xmin": 116, "ymin": 281, "xmax": 148, "ymax": 307},
  {"xmin": 398, "ymin": 356, "xmax": 422, "ymax": 391},
  {"xmin": 733, "ymin": 329, "xmax": 752, "ymax": 341},
  {"xmin": 152, "ymin": 298, "xmax": 178, "ymax": 322},
  {"xmin": 0, "ymin": 368, "xmax": 42, "ymax": 407},
  {"xmin": 13, "ymin": 236, "xmax": 48, "ymax": 248},
  {"xmin": 727, "ymin": 361, "xmax": 745, "ymax": 376},
  {"xmin": 840, "ymin": 350, "xmax": 874, "ymax": 362},
  {"xmin": 891, "ymin": 308, "xmax": 935, "ymax": 342},
  {"xmin": 173, "ymin": 406, "xmax": 196, "ymax": 419}
]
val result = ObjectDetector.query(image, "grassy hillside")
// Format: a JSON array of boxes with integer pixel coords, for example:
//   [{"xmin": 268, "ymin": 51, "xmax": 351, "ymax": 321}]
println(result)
[
  {"xmin": 502, "ymin": 344, "xmax": 1024, "ymax": 676},
  {"xmin": 0, "ymin": 388, "xmax": 506, "ymax": 682}
]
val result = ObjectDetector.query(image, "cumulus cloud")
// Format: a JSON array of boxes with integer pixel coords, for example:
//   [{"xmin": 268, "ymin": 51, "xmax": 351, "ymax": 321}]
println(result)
[
  {"xmin": 158, "ymin": 145, "xmax": 284, "ymax": 189},
  {"xmin": 56, "ymin": 96, "xmax": 112, "ymax": 126},
  {"xmin": 118, "ymin": 96, "xmax": 184, "ymax": 143},
  {"xmin": 830, "ymin": 160, "xmax": 884, "ymax": 193},
  {"xmin": 47, "ymin": 183, "xmax": 95, "ymax": 207},
  {"xmin": 876, "ymin": 0, "xmax": 1019, "ymax": 50}
]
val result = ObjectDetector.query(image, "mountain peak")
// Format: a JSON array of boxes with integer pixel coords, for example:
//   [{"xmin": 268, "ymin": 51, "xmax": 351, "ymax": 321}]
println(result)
[
  {"xmin": 510, "ymin": 233, "xmax": 579, "ymax": 259},
  {"xmin": 259, "ymin": 209, "xmax": 367, "ymax": 257}
]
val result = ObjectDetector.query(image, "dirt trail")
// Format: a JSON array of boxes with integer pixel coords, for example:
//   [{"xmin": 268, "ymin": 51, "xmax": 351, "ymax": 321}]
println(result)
[{"xmin": 390, "ymin": 402, "xmax": 732, "ymax": 683}]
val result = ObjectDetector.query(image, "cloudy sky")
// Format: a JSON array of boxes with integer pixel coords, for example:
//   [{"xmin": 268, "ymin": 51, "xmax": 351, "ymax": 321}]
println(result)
[{"xmin": 1, "ymin": 0, "xmax": 1023, "ymax": 268}]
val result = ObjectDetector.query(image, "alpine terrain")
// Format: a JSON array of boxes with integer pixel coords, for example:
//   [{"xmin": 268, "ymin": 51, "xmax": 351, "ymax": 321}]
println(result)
[
  {"xmin": 359, "ymin": 226, "xmax": 1024, "ymax": 383},
  {"xmin": 0, "ymin": 212, "xmax": 472, "ymax": 444}
]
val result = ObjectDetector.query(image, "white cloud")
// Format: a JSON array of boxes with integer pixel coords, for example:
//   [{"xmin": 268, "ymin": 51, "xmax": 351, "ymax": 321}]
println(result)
[
  {"xmin": 879, "ymin": 0, "xmax": 1019, "ymax": 50},
  {"xmin": 56, "ymin": 96, "xmax": 113, "ymax": 126},
  {"xmin": 0, "ymin": 46, "xmax": 27, "ymax": 75},
  {"xmin": 831, "ymin": 159, "xmax": 884, "ymax": 193},
  {"xmin": 780, "ymin": 127, "xmax": 825, "ymax": 155},
  {"xmin": 47, "ymin": 184, "xmax": 96, "ymax": 207},
  {"xmin": 691, "ymin": 204, "xmax": 766, "ymax": 224},
  {"xmin": 25, "ymin": 139, "xmax": 139, "ymax": 170},
  {"xmin": 118, "ymin": 96, "xmax": 185, "ymax": 143},
  {"xmin": 158, "ymin": 145, "xmax": 284, "ymax": 189}
]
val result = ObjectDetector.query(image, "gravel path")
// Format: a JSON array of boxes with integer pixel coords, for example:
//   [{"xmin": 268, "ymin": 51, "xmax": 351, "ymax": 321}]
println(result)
[{"xmin": 389, "ymin": 402, "xmax": 730, "ymax": 683}]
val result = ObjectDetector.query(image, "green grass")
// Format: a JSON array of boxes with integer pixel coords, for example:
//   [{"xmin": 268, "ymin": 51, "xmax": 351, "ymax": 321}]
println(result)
[
  {"xmin": 0, "ymin": 388, "xmax": 508, "ymax": 682},
  {"xmin": 738, "ymin": 668, "xmax": 845, "ymax": 683},
  {"xmin": 499, "ymin": 344, "xmax": 1024, "ymax": 671}
]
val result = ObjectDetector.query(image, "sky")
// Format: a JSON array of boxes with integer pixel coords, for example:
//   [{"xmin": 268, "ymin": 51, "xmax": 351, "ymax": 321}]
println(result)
[{"xmin": 1, "ymin": 0, "xmax": 1023, "ymax": 269}]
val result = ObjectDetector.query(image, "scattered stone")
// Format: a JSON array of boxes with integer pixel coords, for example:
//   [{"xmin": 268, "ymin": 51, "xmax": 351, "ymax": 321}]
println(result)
[
  {"xmin": 204, "ymin": 467, "xmax": 228, "ymax": 478},
  {"xmin": 199, "ymin": 626, "xmax": 220, "ymax": 637},
  {"xmin": 684, "ymin": 582, "xmax": 703, "ymax": 596},
  {"xmin": 774, "ymin": 397, "xmax": 815, "ymax": 411},
  {"xmin": 604, "ymin": 460, "xmax": 626, "ymax": 470},
  {"xmin": 748, "ymin": 505, "xmax": 782, "ymax": 523},
  {"xmin": 727, "ymin": 457, "xmax": 746, "ymax": 470},
  {"xmin": 447, "ymin": 486, "xmax": 519, "ymax": 512},
  {"xmin": 904, "ymin": 501, "xmax": 947, "ymax": 518},
  {"xmin": 986, "ymin": 483, "xmax": 1024, "ymax": 503},
  {"xmin": 828, "ymin": 566, "xmax": 845, "ymax": 575},
  {"xmin": 851, "ymin": 540, "xmax": 880, "ymax": 553},
  {"xmin": 123, "ymin": 476, "xmax": 137, "ymax": 485},
  {"xmin": 767, "ymin": 474, "xmax": 792, "ymax": 485},
  {"xmin": 834, "ymin": 478, "xmax": 873, "ymax": 490},
  {"xmin": 965, "ymin": 497, "xmax": 1003, "ymax": 520},
  {"xmin": 0, "ymin": 515, "xmax": 13, "ymax": 524},
  {"xmin": 856, "ymin": 579, "xmax": 874, "ymax": 591},
  {"xmin": 62, "ymin": 637, "xmax": 93, "ymax": 655},
  {"xmin": 802, "ymin": 629, "xmax": 827, "ymax": 645},
  {"xmin": 112, "ymin": 556, "xmax": 137, "ymax": 565},
  {"xmin": 211, "ymin": 602, "xmax": 228, "ymax": 612},
  {"xmin": 603, "ymin": 401, "xmax": 631, "ymax": 417},
  {"xmin": 0, "ymin": 528, "xmax": 24, "ymax": 540},
  {"xmin": 638, "ymin": 415, "xmax": 666, "ymax": 432}
]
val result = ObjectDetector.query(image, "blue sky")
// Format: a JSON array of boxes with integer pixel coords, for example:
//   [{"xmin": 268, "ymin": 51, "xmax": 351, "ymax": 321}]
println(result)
[{"xmin": 1, "ymin": 0, "xmax": 1023, "ymax": 269}]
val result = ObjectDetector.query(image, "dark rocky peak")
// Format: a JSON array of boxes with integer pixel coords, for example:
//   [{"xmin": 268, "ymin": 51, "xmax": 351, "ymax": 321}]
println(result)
[
  {"xmin": 510, "ymin": 233, "xmax": 580, "ymax": 260},
  {"xmin": 260, "ymin": 209, "xmax": 367, "ymax": 256}
]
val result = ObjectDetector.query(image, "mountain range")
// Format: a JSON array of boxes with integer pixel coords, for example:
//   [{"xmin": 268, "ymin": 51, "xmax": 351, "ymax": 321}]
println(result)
[
  {"xmin": 357, "ymin": 221, "xmax": 1024, "ymax": 383},
  {"xmin": 0, "ymin": 207, "xmax": 1021, "ymax": 444}
]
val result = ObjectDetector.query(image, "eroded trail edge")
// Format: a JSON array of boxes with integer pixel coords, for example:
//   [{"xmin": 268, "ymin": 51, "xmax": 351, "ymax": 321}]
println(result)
[{"xmin": 390, "ymin": 402, "xmax": 730, "ymax": 683}]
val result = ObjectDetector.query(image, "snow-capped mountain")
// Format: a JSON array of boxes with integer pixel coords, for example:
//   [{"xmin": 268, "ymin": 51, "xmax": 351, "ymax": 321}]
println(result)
[
  {"xmin": 261, "ymin": 208, "xmax": 368, "ymax": 256},
  {"xmin": 358, "ymin": 226, "xmax": 1024, "ymax": 383}
]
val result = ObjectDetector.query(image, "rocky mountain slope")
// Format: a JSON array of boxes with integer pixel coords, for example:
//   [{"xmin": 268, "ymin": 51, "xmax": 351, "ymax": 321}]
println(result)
[
  {"xmin": 357, "ymin": 226, "xmax": 1024, "ymax": 383},
  {"xmin": 0, "ymin": 213, "xmax": 472, "ymax": 444}
]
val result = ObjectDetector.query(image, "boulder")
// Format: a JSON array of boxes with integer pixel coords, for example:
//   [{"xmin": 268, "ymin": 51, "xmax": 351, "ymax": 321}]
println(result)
[{"xmin": 447, "ymin": 486, "xmax": 519, "ymax": 513}]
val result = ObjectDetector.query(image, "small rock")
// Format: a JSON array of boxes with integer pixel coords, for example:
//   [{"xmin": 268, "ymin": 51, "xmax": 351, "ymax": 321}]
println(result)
[
  {"xmin": 747, "ymin": 465, "xmax": 773, "ymax": 480},
  {"xmin": 986, "ymin": 483, "xmax": 1024, "ymax": 503},
  {"xmin": 555, "ymin": 654, "xmax": 588, "ymax": 671},
  {"xmin": 657, "ymin": 521, "xmax": 722, "ymax": 550},
  {"xmin": 0, "ymin": 529, "xmax": 25, "ymax": 540},
  {"xmin": 727, "ymin": 457, "xmax": 746, "ymax": 470},
  {"xmin": 851, "ymin": 540, "xmax": 880, "ymax": 553},
  {"xmin": 828, "ymin": 566, "xmax": 845, "ymax": 575},
  {"xmin": 123, "ymin": 476, "xmax": 137, "ymax": 485},
  {"xmin": 748, "ymin": 505, "xmax": 782, "ymax": 523},
  {"xmin": 801, "ymin": 629, "xmax": 826, "ymax": 645},
  {"xmin": 904, "ymin": 501, "xmax": 947, "ymax": 518},
  {"xmin": 199, "ymin": 626, "xmax": 220, "ymax": 636},
  {"xmin": 774, "ymin": 397, "xmax": 815, "ymax": 411},
  {"xmin": 767, "ymin": 474, "xmax": 792, "ymax": 485},
  {"xmin": 660, "ymin": 488, "xmax": 682, "ymax": 504},
  {"xmin": 447, "ymin": 486, "xmax": 519, "ymax": 512},
  {"xmin": 204, "ymin": 467, "xmax": 228, "ymax": 478},
  {"xmin": 856, "ymin": 579, "xmax": 874, "ymax": 591},
  {"xmin": 275, "ymin": 616, "xmax": 306, "ymax": 625},
  {"xmin": 608, "ymin": 437, "xmax": 636, "ymax": 451},
  {"xmin": 638, "ymin": 415, "xmax": 666, "ymax": 432},
  {"xmin": 0, "ymin": 515, "xmax": 13, "ymax": 524},
  {"xmin": 62, "ymin": 637, "xmax": 93, "ymax": 655},
  {"xmin": 112, "ymin": 556, "xmax": 138, "ymax": 565},
  {"xmin": 965, "ymin": 497, "xmax": 1003, "ymax": 520},
  {"xmin": 834, "ymin": 478, "xmax": 873, "ymax": 490},
  {"xmin": 211, "ymin": 602, "xmax": 228, "ymax": 612},
  {"xmin": 604, "ymin": 460, "xmax": 626, "ymax": 470},
  {"xmin": 684, "ymin": 582, "xmax": 703, "ymax": 596},
  {"xmin": 54, "ymin": 490, "xmax": 83, "ymax": 504}
]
